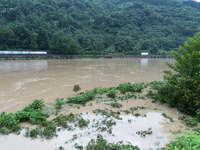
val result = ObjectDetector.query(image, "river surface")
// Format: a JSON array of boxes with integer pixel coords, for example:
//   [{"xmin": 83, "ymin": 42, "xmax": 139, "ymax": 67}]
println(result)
[
  {"xmin": 0, "ymin": 58, "xmax": 174, "ymax": 113},
  {"xmin": 1, "ymin": 58, "xmax": 194, "ymax": 150}
]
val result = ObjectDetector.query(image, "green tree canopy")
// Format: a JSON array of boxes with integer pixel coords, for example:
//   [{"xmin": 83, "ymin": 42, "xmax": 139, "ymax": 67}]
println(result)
[{"xmin": 159, "ymin": 32, "xmax": 200, "ymax": 115}]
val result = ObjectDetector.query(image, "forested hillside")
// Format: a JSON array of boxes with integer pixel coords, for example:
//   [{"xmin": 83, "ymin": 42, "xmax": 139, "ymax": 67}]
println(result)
[{"xmin": 0, "ymin": 0, "xmax": 200, "ymax": 55}]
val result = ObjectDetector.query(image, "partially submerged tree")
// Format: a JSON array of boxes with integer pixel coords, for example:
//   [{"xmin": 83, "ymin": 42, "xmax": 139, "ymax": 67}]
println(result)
[{"xmin": 159, "ymin": 32, "xmax": 200, "ymax": 115}]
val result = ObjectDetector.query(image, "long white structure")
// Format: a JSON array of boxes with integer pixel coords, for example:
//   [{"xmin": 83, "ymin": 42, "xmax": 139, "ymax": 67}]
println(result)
[
  {"xmin": 0, "ymin": 51, "xmax": 47, "ymax": 54},
  {"xmin": 141, "ymin": 53, "xmax": 148, "ymax": 55}
]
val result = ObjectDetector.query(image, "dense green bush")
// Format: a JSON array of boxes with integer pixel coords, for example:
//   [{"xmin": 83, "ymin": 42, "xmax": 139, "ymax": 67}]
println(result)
[
  {"xmin": 166, "ymin": 131, "xmax": 200, "ymax": 150},
  {"xmin": 117, "ymin": 82, "xmax": 145, "ymax": 94},
  {"xmin": 66, "ymin": 89, "xmax": 97, "ymax": 104},
  {"xmin": 85, "ymin": 134, "xmax": 140, "ymax": 150},
  {"xmin": 0, "ymin": 99, "xmax": 48, "ymax": 134},
  {"xmin": 107, "ymin": 89, "xmax": 117, "ymax": 98},
  {"xmin": 157, "ymin": 32, "xmax": 200, "ymax": 115}
]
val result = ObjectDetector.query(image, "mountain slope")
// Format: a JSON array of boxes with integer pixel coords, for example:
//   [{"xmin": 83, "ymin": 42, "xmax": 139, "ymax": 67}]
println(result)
[{"xmin": 0, "ymin": 0, "xmax": 200, "ymax": 55}]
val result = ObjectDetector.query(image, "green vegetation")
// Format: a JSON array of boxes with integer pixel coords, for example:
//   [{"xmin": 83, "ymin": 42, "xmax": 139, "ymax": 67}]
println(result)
[
  {"xmin": 144, "ymin": 32, "xmax": 200, "ymax": 150},
  {"xmin": 54, "ymin": 98, "xmax": 64, "ymax": 109},
  {"xmin": 136, "ymin": 127, "xmax": 153, "ymax": 137},
  {"xmin": 107, "ymin": 88, "xmax": 117, "ymax": 98},
  {"xmin": 117, "ymin": 82, "xmax": 145, "ymax": 94},
  {"xmin": 0, "ymin": 77, "xmax": 199, "ymax": 149},
  {"xmin": 178, "ymin": 116, "xmax": 197, "ymax": 127},
  {"xmin": 165, "ymin": 130, "xmax": 200, "ymax": 150},
  {"xmin": 1, "ymin": 29, "xmax": 200, "ymax": 149},
  {"xmin": 162, "ymin": 113, "xmax": 175, "ymax": 122},
  {"xmin": 1, "ymin": 0, "xmax": 200, "ymax": 55},
  {"xmin": 85, "ymin": 134, "xmax": 140, "ymax": 150},
  {"xmin": 148, "ymin": 32, "xmax": 200, "ymax": 116},
  {"xmin": 0, "ymin": 99, "xmax": 48, "ymax": 134},
  {"xmin": 73, "ymin": 84, "xmax": 81, "ymax": 93},
  {"xmin": 109, "ymin": 102, "xmax": 123, "ymax": 108},
  {"xmin": 66, "ymin": 89, "xmax": 97, "ymax": 104}
]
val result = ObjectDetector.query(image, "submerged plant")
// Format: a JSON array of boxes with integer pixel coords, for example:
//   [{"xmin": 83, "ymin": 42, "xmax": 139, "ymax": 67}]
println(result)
[
  {"xmin": 0, "ymin": 99, "xmax": 48, "ymax": 134},
  {"xmin": 107, "ymin": 88, "xmax": 117, "ymax": 98},
  {"xmin": 73, "ymin": 84, "xmax": 81, "ymax": 93},
  {"xmin": 76, "ymin": 118, "xmax": 90, "ymax": 128},
  {"xmin": 67, "ymin": 89, "xmax": 97, "ymax": 104},
  {"xmin": 178, "ymin": 116, "xmax": 197, "ymax": 127},
  {"xmin": 54, "ymin": 98, "xmax": 64, "ymax": 109},
  {"xmin": 117, "ymin": 82, "xmax": 145, "ymax": 94},
  {"xmin": 136, "ymin": 127, "xmax": 153, "ymax": 137},
  {"xmin": 105, "ymin": 102, "xmax": 123, "ymax": 108},
  {"xmin": 85, "ymin": 134, "xmax": 140, "ymax": 150},
  {"xmin": 162, "ymin": 113, "xmax": 175, "ymax": 122}
]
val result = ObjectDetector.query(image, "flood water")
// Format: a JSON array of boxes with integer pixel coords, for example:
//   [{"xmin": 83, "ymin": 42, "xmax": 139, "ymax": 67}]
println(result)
[
  {"xmin": 0, "ymin": 58, "xmax": 174, "ymax": 113},
  {"xmin": 1, "ymin": 58, "xmax": 194, "ymax": 150}
]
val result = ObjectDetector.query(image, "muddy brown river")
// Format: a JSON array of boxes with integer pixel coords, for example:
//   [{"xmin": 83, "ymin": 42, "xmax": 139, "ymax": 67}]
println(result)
[
  {"xmin": 0, "ymin": 58, "xmax": 174, "ymax": 113},
  {"xmin": 0, "ymin": 58, "xmax": 198, "ymax": 150}
]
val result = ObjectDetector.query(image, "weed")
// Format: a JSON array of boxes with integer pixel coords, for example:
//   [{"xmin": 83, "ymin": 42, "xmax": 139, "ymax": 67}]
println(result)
[
  {"xmin": 85, "ymin": 134, "xmax": 140, "ymax": 150},
  {"xmin": 92, "ymin": 109, "xmax": 122, "ymax": 120},
  {"xmin": 165, "ymin": 131, "xmax": 200, "ymax": 150},
  {"xmin": 136, "ymin": 127, "xmax": 153, "ymax": 137},
  {"xmin": 139, "ymin": 96, "xmax": 145, "ymax": 100},
  {"xmin": 67, "ymin": 89, "xmax": 97, "ymax": 104},
  {"xmin": 0, "ymin": 99, "xmax": 48, "ymax": 134},
  {"xmin": 57, "ymin": 146, "xmax": 65, "ymax": 150},
  {"xmin": 162, "ymin": 113, "xmax": 175, "ymax": 122},
  {"xmin": 55, "ymin": 109, "xmax": 59, "ymax": 115},
  {"xmin": 196, "ymin": 109, "xmax": 200, "ymax": 121},
  {"xmin": 117, "ymin": 82, "xmax": 145, "ymax": 94},
  {"xmin": 73, "ymin": 84, "xmax": 81, "ymax": 92},
  {"xmin": 74, "ymin": 143, "xmax": 83, "ymax": 149},
  {"xmin": 107, "ymin": 89, "xmax": 117, "ymax": 98},
  {"xmin": 133, "ymin": 113, "xmax": 147, "ymax": 118},
  {"xmin": 105, "ymin": 102, "xmax": 123, "ymax": 108},
  {"xmin": 178, "ymin": 116, "xmax": 197, "ymax": 127},
  {"xmin": 130, "ymin": 107, "xmax": 138, "ymax": 114},
  {"xmin": 123, "ymin": 110, "xmax": 130, "ymax": 114},
  {"xmin": 54, "ymin": 98, "xmax": 64, "ymax": 109},
  {"xmin": 76, "ymin": 118, "xmax": 90, "ymax": 128}
]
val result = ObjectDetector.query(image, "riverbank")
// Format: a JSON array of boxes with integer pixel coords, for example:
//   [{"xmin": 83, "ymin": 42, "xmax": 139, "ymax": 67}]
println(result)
[{"xmin": 0, "ymin": 54, "xmax": 173, "ymax": 60}]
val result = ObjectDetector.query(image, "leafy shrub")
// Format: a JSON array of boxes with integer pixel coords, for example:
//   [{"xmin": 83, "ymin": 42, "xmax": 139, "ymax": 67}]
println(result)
[
  {"xmin": 67, "ymin": 89, "xmax": 97, "ymax": 104},
  {"xmin": 0, "ymin": 112, "xmax": 20, "ymax": 134},
  {"xmin": 166, "ymin": 131, "xmax": 200, "ymax": 150},
  {"xmin": 96, "ymin": 87, "xmax": 109, "ymax": 95},
  {"xmin": 54, "ymin": 98, "xmax": 64, "ymax": 109},
  {"xmin": 85, "ymin": 134, "xmax": 140, "ymax": 150},
  {"xmin": 196, "ymin": 109, "xmax": 200, "ymax": 121},
  {"xmin": 109, "ymin": 102, "xmax": 123, "ymax": 108},
  {"xmin": 117, "ymin": 82, "xmax": 144, "ymax": 94},
  {"xmin": 156, "ymin": 33, "xmax": 200, "ymax": 115},
  {"xmin": 107, "ymin": 89, "xmax": 117, "ymax": 98},
  {"xmin": 77, "ymin": 118, "xmax": 90, "ymax": 128},
  {"xmin": 0, "ymin": 99, "xmax": 48, "ymax": 134},
  {"xmin": 73, "ymin": 84, "xmax": 81, "ymax": 92},
  {"xmin": 178, "ymin": 116, "xmax": 197, "ymax": 127}
]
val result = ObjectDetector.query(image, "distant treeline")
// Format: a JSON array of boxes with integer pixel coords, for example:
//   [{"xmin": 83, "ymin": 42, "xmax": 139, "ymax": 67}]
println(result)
[{"xmin": 0, "ymin": 0, "xmax": 200, "ymax": 55}]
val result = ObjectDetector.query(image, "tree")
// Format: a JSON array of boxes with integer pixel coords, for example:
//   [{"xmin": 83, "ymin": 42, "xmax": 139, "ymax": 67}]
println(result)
[
  {"xmin": 30, "ymin": 30, "xmax": 38, "ymax": 50},
  {"xmin": 0, "ymin": 25, "xmax": 14, "ymax": 49},
  {"xmin": 159, "ymin": 32, "xmax": 200, "ymax": 115},
  {"xmin": 51, "ymin": 31, "xmax": 81, "ymax": 54}
]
